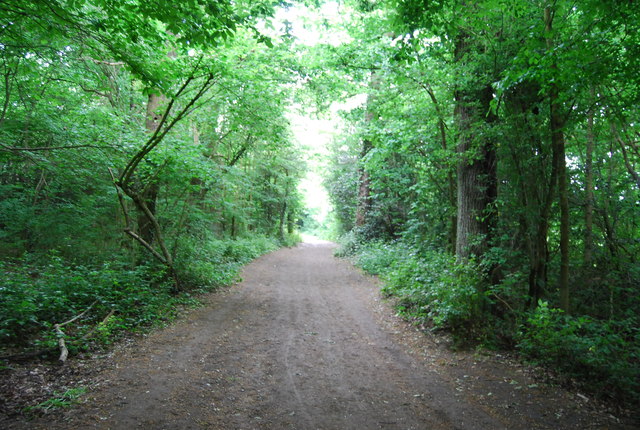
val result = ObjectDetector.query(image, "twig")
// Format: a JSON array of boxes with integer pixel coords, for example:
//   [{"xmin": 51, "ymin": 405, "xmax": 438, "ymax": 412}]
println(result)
[
  {"xmin": 53, "ymin": 300, "xmax": 97, "ymax": 364},
  {"xmin": 491, "ymin": 292, "xmax": 515, "ymax": 314}
]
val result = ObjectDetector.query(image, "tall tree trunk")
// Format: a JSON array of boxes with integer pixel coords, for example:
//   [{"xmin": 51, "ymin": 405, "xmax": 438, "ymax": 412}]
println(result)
[
  {"xmin": 136, "ymin": 92, "xmax": 165, "ymax": 245},
  {"xmin": 354, "ymin": 153, "xmax": 371, "ymax": 228},
  {"xmin": 355, "ymin": 71, "xmax": 380, "ymax": 229},
  {"xmin": 584, "ymin": 87, "xmax": 595, "ymax": 267},
  {"xmin": 454, "ymin": 33, "xmax": 497, "ymax": 263},
  {"xmin": 527, "ymin": 141, "xmax": 557, "ymax": 308},
  {"xmin": 506, "ymin": 82, "xmax": 553, "ymax": 308},
  {"xmin": 279, "ymin": 201, "xmax": 287, "ymax": 241},
  {"xmin": 136, "ymin": 183, "xmax": 159, "ymax": 246},
  {"xmin": 231, "ymin": 215, "xmax": 237, "ymax": 239},
  {"xmin": 287, "ymin": 210, "xmax": 295, "ymax": 235},
  {"xmin": 279, "ymin": 170, "xmax": 291, "ymax": 241},
  {"xmin": 545, "ymin": 6, "xmax": 570, "ymax": 312}
]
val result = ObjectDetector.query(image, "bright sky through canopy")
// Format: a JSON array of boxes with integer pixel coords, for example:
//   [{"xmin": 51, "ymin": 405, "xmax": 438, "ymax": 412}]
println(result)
[
  {"xmin": 273, "ymin": 1, "xmax": 362, "ymax": 229},
  {"xmin": 273, "ymin": 1, "xmax": 353, "ymax": 47}
]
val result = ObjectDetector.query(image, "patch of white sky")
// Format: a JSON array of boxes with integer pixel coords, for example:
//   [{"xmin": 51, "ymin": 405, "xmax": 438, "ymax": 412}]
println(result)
[
  {"xmin": 272, "ymin": 1, "xmax": 353, "ymax": 47},
  {"xmin": 264, "ymin": 1, "xmax": 366, "ymax": 229},
  {"xmin": 288, "ymin": 95, "xmax": 365, "ymax": 226}
]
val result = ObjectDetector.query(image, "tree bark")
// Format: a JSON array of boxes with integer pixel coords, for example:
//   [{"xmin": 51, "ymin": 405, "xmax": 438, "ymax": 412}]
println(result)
[
  {"xmin": 354, "ymin": 161, "xmax": 371, "ymax": 228},
  {"xmin": 279, "ymin": 201, "xmax": 287, "ymax": 241},
  {"xmin": 287, "ymin": 210, "xmax": 295, "ymax": 235},
  {"xmin": 584, "ymin": 87, "xmax": 595, "ymax": 267},
  {"xmin": 545, "ymin": 6, "xmax": 570, "ymax": 312},
  {"xmin": 454, "ymin": 32, "xmax": 497, "ymax": 263},
  {"xmin": 355, "ymin": 71, "xmax": 380, "ymax": 229}
]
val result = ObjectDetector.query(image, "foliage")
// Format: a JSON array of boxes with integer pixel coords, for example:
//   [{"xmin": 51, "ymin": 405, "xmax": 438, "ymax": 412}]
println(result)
[
  {"xmin": 0, "ymin": 0, "xmax": 306, "ymax": 359},
  {"xmin": 323, "ymin": 134, "xmax": 360, "ymax": 236},
  {"xmin": 1, "ymin": 253, "xmax": 173, "ymax": 350},
  {"xmin": 174, "ymin": 235, "xmax": 279, "ymax": 290},
  {"xmin": 0, "ymin": 234, "xmax": 279, "ymax": 353},
  {"xmin": 280, "ymin": 232, "xmax": 303, "ymax": 248},
  {"xmin": 333, "ymin": 230, "xmax": 362, "ymax": 258},
  {"xmin": 518, "ymin": 302, "xmax": 640, "ymax": 403},
  {"xmin": 345, "ymin": 239, "xmax": 484, "ymax": 337},
  {"xmin": 2, "ymin": 0, "xmax": 640, "ymax": 410},
  {"xmin": 322, "ymin": 0, "xmax": 640, "ymax": 405}
]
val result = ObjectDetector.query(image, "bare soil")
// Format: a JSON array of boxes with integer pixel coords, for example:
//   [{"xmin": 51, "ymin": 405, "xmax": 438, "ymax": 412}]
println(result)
[{"xmin": 1, "ymin": 241, "xmax": 637, "ymax": 429}]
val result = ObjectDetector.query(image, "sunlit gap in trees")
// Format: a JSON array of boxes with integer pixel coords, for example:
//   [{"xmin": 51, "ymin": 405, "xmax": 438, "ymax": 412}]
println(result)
[{"xmin": 268, "ymin": 1, "xmax": 365, "ymax": 239}]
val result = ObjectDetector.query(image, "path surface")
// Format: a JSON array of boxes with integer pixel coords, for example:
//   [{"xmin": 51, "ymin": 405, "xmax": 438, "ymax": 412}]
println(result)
[{"xmin": 11, "ymin": 242, "xmax": 634, "ymax": 429}]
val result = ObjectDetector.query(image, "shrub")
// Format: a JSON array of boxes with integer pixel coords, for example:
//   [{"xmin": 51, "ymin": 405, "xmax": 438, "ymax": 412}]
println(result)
[
  {"xmin": 384, "ymin": 248, "xmax": 483, "ymax": 334},
  {"xmin": 0, "ymin": 253, "xmax": 174, "ymax": 350},
  {"xmin": 280, "ymin": 232, "xmax": 302, "ymax": 248},
  {"xmin": 355, "ymin": 240, "xmax": 399, "ymax": 275},
  {"xmin": 518, "ymin": 302, "xmax": 640, "ymax": 403},
  {"xmin": 348, "ymin": 240, "xmax": 484, "ymax": 335},
  {"xmin": 334, "ymin": 230, "xmax": 361, "ymax": 257},
  {"xmin": 174, "ymin": 235, "xmax": 278, "ymax": 290},
  {"xmin": 1, "ymin": 235, "xmax": 279, "ymax": 354}
]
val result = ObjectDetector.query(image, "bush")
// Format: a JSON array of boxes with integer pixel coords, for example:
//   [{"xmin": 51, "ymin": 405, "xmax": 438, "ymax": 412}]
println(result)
[
  {"xmin": 354, "ymin": 240, "xmax": 399, "ymax": 275},
  {"xmin": 347, "ymin": 240, "xmax": 484, "ymax": 335},
  {"xmin": 385, "ymin": 249, "xmax": 482, "ymax": 334},
  {"xmin": 0, "ymin": 252, "xmax": 175, "ymax": 350},
  {"xmin": 518, "ymin": 302, "xmax": 640, "ymax": 403},
  {"xmin": 339, "ymin": 236, "xmax": 640, "ymax": 405},
  {"xmin": 280, "ymin": 232, "xmax": 302, "ymax": 248},
  {"xmin": 174, "ymin": 235, "xmax": 278, "ymax": 290},
  {"xmin": 334, "ymin": 230, "xmax": 361, "ymax": 257},
  {"xmin": 1, "ymin": 235, "xmax": 279, "ymax": 354}
]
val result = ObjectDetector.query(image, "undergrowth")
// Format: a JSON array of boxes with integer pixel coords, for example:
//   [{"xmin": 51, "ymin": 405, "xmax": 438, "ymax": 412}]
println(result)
[
  {"xmin": 336, "ymin": 235, "xmax": 640, "ymax": 406},
  {"xmin": 0, "ymin": 235, "xmax": 281, "ymax": 358},
  {"xmin": 518, "ymin": 302, "xmax": 639, "ymax": 403},
  {"xmin": 338, "ymin": 238, "xmax": 485, "ymax": 339},
  {"xmin": 23, "ymin": 387, "xmax": 87, "ymax": 414}
]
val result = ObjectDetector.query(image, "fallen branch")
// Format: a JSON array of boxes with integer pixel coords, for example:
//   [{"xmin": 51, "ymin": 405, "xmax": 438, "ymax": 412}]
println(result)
[
  {"xmin": 1, "ymin": 307, "xmax": 116, "ymax": 363},
  {"xmin": 53, "ymin": 301, "xmax": 97, "ymax": 364}
]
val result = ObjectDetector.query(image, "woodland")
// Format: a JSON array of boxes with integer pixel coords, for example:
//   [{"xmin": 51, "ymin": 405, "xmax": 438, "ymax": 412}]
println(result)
[{"xmin": 1, "ymin": 0, "xmax": 639, "ymax": 410}]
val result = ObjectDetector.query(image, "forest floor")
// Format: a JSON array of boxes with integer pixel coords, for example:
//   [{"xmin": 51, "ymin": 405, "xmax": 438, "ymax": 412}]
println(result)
[{"xmin": 1, "ymin": 240, "xmax": 637, "ymax": 429}]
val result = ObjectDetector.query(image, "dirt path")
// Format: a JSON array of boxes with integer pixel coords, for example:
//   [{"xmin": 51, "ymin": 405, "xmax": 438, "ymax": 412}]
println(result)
[{"xmin": 7, "ymin": 242, "xmax": 635, "ymax": 429}]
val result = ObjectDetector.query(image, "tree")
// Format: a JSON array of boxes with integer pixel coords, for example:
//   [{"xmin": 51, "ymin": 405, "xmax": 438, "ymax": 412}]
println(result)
[{"xmin": 0, "ymin": 0, "xmax": 304, "ymax": 280}]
